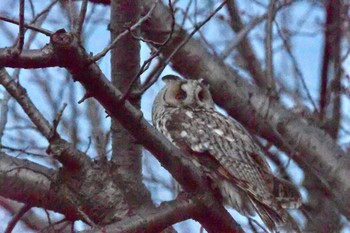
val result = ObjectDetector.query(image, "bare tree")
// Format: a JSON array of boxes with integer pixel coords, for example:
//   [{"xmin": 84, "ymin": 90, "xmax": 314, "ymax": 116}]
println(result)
[{"xmin": 0, "ymin": 0, "xmax": 349, "ymax": 232}]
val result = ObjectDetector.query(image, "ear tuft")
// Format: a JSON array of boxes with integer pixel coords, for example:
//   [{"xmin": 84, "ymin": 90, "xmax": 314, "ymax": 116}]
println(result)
[
  {"xmin": 162, "ymin": 75, "xmax": 182, "ymax": 83},
  {"xmin": 199, "ymin": 78, "xmax": 209, "ymax": 87}
]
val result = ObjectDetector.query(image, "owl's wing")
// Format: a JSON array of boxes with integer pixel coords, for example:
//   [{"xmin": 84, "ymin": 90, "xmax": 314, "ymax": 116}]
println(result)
[
  {"xmin": 165, "ymin": 108, "xmax": 294, "ymax": 205},
  {"xmin": 164, "ymin": 108, "xmax": 301, "ymax": 232}
]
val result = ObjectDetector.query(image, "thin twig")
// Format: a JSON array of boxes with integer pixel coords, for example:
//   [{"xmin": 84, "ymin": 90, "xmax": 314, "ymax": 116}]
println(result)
[
  {"xmin": 221, "ymin": 14, "xmax": 266, "ymax": 60},
  {"xmin": 265, "ymin": 0, "xmax": 276, "ymax": 90},
  {"xmin": 4, "ymin": 204, "xmax": 32, "ymax": 233},
  {"xmin": 163, "ymin": 0, "xmax": 176, "ymax": 47},
  {"xmin": 68, "ymin": 0, "xmax": 76, "ymax": 31},
  {"xmin": 256, "ymin": 139, "xmax": 292, "ymax": 180},
  {"xmin": 44, "ymin": 209, "xmax": 52, "ymax": 226},
  {"xmin": 248, "ymin": 217, "xmax": 269, "ymax": 233},
  {"xmin": 37, "ymin": 218, "xmax": 69, "ymax": 233},
  {"xmin": 92, "ymin": 0, "xmax": 159, "ymax": 61},
  {"xmin": 131, "ymin": 59, "xmax": 163, "ymax": 96},
  {"xmin": 0, "ymin": 68, "xmax": 52, "ymax": 138},
  {"xmin": 119, "ymin": 0, "xmax": 176, "ymax": 100},
  {"xmin": 75, "ymin": 0, "xmax": 89, "ymax": 38},
  {"xmin": 0, "ymin": 16, "xmax": 52, "ymax": 36},
  {"xmin": 28, "ymin": 0, "xmax": 35, "ymax": 19},
  {"xmin": 32, "ymin": 0, "xmax": 58, "ymax": 23},
  {"xmin": 120, "ymin": 51, "xmax": 161, "ymax": 101},
  {"xmin": 0, "ymin": 93, "xmax": 11, "ymax": 144},
  {"xmin": 21, "ymin": 1, "xmax": 58, "ymax": 53},
  {"xmin": 70, "ymin": 221, "xmax": 75, "ymax": 233},
  {"xmin": 183, "ymin": 8, "xmax": 218, "ymax": 57},
  {"xmin": 0, "ymin": 144, "xmax": 46, "ymax": 158},
  {"xmin": 84, "ymin": 136, "xmax": 92, "ymax": 154},
  {"xmin": 76, "ymin": 206, "xmax": 96, "ymax": 227},
  {"xmin": 128, "ymin": 30, "xmax": 165, "ymax": 45},
  {"xmin": 180, "ymin": 0, "xmax": 193, "ymax": 29},
  {"xmin": 156, "ymin": 1, "xmax": 227, "ymax": 75},
  {"xmin": 248, "ymin": 220, "xmax": 259, "ymax": 233},
  {"xmin": 275, "ymin": 21, "xmax": 319, "ymax": 112},
  {"xmin": 16, "ymin": 0, "xmax": 25, "ymax": 53},
  {"xmin": 157, "ymin": 0, "xmax": 227, "ymax": 71},
  {"xmin": 82, "ymin": 1, "xmax": 97, "ymax": 27},
  {"xmin": 50, "ymin": 103, "xmax": 68, "ymax": 139}
]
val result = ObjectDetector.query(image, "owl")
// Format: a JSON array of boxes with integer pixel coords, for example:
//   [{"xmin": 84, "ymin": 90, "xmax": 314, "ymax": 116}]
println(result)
[{"xmin": 152, "ymin": 75, "xmax": 302, "ymax": 233}]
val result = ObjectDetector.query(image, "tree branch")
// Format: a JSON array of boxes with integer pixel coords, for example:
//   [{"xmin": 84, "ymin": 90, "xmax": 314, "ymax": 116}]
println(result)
[
  {"xmin": 0, "ymin": 15, "xmax": 52, "ymax": 36},
  {"xmin": 74, "ymin": 0, "xmax": 89, "ymax": 38},
  {"xmin": 319, "ymin": 0, "xmax": 343, "ymax": 138},
  {"xmin": 226, "ymin": 0, "xmax": 265, "ymax": 86},
  {"xmin": 265, "ymin": 0, "xmax": 276, "ymax": 91},
  {"xmin": 4, "ymin": 204, "xmax": 32, "ymax": 233},
  {"xmin": 81, "ymin": 194, "xmax": 198, "ymax": 233},
  {"xmin": 109, "ymin": 0, "xmax": 153, "ymax": 212},
  {"xmin": 0, "ymin": 46, "xmax": 59, "ymax": 68},
  {"xmin": 15, "ymin": 0, "xmax": 25, "ymax": 53},
  {"xmin": 0, "ymin": 197, "xmax": 46, "ymax": 231},
  {"xmin": 0, "ymin": 152, "xmax": 80, "ymax": 220}
]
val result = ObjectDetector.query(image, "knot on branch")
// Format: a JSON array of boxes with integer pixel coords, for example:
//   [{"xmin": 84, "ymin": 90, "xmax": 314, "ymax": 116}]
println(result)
[
  {"xmin": 50, "ymin": 29, "xmax": 91, "ymax": 79},
  {"xmin": 46, "ymin": 138, "xmax": 90, "ymax": 172},
  {"xmin": 50, "ymin": 29, "xmax": 74, "ymax": 47}
]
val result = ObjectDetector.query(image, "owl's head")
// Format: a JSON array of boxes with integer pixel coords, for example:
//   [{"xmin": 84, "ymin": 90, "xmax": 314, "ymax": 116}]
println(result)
[{"xmin": 153, "ymin": 75, "xmax": 215, "ymax": 110}]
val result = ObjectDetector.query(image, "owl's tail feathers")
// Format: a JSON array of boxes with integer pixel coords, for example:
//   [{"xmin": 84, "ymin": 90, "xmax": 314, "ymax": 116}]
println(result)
[
  {"xmin": 272, "ymin": 177, "xmax": 302, "ymax": 209},
  {"xmin": 250, "ymin": 198, "xmax": 301, "ymax": 233}
]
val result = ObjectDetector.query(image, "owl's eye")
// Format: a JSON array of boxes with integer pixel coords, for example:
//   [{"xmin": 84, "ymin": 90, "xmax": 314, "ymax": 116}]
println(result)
[
  {"xmin": 175, "ymin": 89, "xmax": 187, "ymax": 100},
  {"xmin": 198, "ymin": 90, "xmax": 206, "ymax": 101}
]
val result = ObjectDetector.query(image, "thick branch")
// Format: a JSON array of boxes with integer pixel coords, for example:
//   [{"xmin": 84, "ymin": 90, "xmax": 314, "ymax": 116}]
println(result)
[
  {"xmin": 319, "ymin": 0, "xmax": 343, "ymax": 138},
  {"xmin": 0, "ymin": 46, "xmax": 59, "ymax": 68},
  {"xmin": 0, "ymin": 152, "xmax": 80, "ymax": 220},
  {"xmin": 0, "ymin": 151, "xmax": 130, "ymax": 225},
  {"xmin": 82, "ymin": 194, "xmax": 198, "ymax": 233},
  {"xmin": 109, "ymin": 0, "xmax": 152, "ymax": 211}
]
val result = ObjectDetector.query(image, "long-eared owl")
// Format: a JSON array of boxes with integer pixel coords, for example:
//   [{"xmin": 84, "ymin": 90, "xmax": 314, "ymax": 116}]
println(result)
[{"xmin": 152, "ymin": 75, "xmax": 302, "ymax": 233}]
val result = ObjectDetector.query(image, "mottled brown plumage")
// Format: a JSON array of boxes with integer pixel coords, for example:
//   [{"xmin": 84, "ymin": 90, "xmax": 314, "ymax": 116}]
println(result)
[{"xmin": 152, "ymin": 75, "xmax": 301, "ymax": 232}]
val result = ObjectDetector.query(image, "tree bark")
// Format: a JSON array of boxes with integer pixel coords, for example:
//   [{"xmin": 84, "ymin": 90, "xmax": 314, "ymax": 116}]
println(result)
[{"xmin": 110, "ymin": 0, "xmax": 153, "ymax": 210}]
